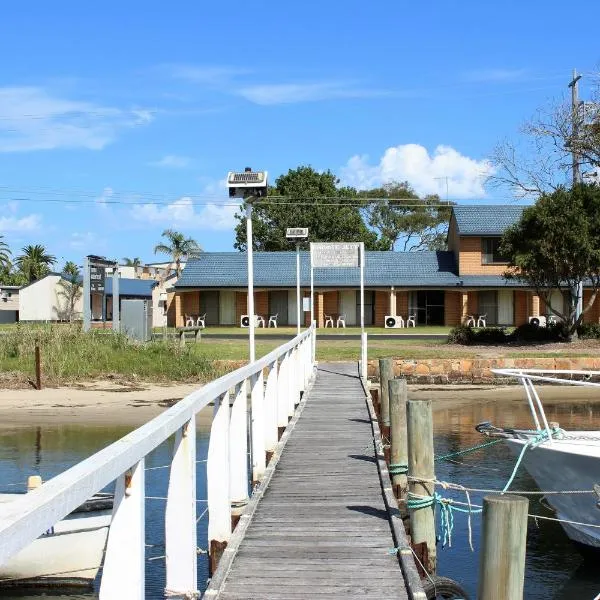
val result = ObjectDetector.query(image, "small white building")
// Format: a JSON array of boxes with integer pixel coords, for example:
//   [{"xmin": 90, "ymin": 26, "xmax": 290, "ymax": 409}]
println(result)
[
  {"xmin": 19, "ymin": 275, "xmax": 84, "ymax": 322},
  {"xmin": 0, "ymin": 285, "xmax": 20, "ymax": 323}
]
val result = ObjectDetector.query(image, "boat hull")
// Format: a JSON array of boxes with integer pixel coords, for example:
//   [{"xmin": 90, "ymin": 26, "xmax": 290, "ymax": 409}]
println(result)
[
  {"xmin": 0, "ymin": 497, "xmax": 111, "ymax": 586},
  {"xmin": 506, "ymin": 435, "xmax": 600, "ymax": 549}
]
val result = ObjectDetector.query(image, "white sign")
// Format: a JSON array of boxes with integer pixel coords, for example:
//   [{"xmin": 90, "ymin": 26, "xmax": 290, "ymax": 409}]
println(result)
[
  {"xmin": 303, "ymin": 297, "xmax": 311, "ymax": 312},
  {"xmin": 286, "ymin": 227, "xmax": 309, "ymax": 239},
  {"xmin": 311, "ymin": 242, "xmax": 361, "ymax": 268}
]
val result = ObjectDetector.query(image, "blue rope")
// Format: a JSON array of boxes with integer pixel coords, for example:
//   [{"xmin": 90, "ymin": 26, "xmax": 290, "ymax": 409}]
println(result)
[
  {"xmin": 389, "ymin": 463, "xmax": 408, "ymax": 475},
  {"xmin": 435, "ymin": 438, "xmax": 504, "ymax": 462}
]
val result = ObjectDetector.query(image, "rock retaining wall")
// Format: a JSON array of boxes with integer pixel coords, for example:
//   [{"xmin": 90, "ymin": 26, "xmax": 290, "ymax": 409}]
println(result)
[{"xmin": 367, "ymin": 357, "xmax": 600, "ymax": 384}]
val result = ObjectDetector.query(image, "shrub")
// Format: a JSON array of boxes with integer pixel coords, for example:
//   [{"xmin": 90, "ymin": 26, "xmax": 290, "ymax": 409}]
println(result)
[
  {"xmin": 577, "ymin": 323, "xmax": 600, "ymax": 339},
  {"xmin": 447, "ymin": 325, "xmax": 473, "ymax": 345},
  {"xmin": 511, "ymin": 322, "xmax": 563, "ymax": 343},
  {"xmin": 471, "ymin": 327, "xmax": 508, "ymax": 344}
]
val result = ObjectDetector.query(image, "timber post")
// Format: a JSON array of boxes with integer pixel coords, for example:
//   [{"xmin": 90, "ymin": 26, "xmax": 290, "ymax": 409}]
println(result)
[
  {"xmin": 407, "ymin": 398, "xmax": 436, "ymax": 575},
  {"xmin": 389, "ymin": 378, "xmax": 408, "ymax": 510},
  {"xmin": 478, "ymin": 494, "xmax": 529, "ymax": 600},
  {"xmin": 379, "ymin": 358, "xmax": 393, "ymax": 462},
  {"xmin": 35, "ymin": 343, "xmax": 42, "ymax": 390}
]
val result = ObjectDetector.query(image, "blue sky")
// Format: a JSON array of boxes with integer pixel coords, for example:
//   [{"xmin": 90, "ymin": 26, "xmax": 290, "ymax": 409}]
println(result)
[{"xmin": 0, "ymin": 0, "xmax": 597, "ymax": 266}]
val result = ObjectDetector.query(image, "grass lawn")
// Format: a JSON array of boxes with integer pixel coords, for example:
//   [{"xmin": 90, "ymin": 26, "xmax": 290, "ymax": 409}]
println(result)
[{"xmin": 156, "ymin": 325, "xmax": 453, "ymax": 336}]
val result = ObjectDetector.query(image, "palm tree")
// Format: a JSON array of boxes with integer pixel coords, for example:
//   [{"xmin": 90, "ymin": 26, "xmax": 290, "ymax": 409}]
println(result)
[
  {"xmin": 16, "ymin": 244, "xmax": 56, "ymax": 283},
  {"xmin": 56, "ymin": 261, "xmax": 82, "ymax": 322},
  {"xmin": 153, "ymin": 229, "xmax": 201, "ymax": 278},
  {"xmin": 122, "ymin": 257, "xmax": 142, "ymax": 267},
  {"xmin": 0, "ymin": 236, "xmax": 11, "ymax": 271}
]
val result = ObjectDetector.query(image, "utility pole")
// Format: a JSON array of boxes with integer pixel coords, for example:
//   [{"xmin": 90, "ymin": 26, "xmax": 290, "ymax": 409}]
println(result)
[{"xmin": 568, "ymin": 68, "xmax": 583, "ymax": 186}]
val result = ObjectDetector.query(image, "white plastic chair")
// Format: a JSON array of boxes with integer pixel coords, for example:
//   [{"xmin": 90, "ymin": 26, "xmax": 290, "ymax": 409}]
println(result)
[
  {"xmin": 196, "ymin": 313, "xmax": 206, "ymax": 328},
  {"xmin": 324, "ymin": 314, "xmax": 334, "ymax": 327},
  {"xmin": 465, "ymin": 315, "xmax": 475, "ymax": 327},
  {"xmin": 477, "ymin": 314, "xmax": 487, "ymax": 327},
  {"xmin": 185, "ymin": 314, "xmax": 194, "ymax": 327},
  {"xmin": 336, "ymin": 314, "xmax": 346, "ymax": 328},
  {"xmin": 255, "ymin": 315, "xmax": 266, "ymax": 328},
  {"xmin": 268, "ymin": 314, "xmax": 278, "ymax": 328},
  {"xmin": 406, "ymin": 314, "xmax": 416, "ymax": 327}
]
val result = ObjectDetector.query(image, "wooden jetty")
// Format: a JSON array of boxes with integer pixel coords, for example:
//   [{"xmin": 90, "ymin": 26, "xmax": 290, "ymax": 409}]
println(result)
[{"xmin": 206, "ymin": 362, "xmax": 423, "ymax": 599}]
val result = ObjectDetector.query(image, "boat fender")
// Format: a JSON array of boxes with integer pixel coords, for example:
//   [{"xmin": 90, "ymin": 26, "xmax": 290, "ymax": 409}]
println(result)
[{"xmin": 422, "ymin": 575, "xmax": 470, "ymax": 600}]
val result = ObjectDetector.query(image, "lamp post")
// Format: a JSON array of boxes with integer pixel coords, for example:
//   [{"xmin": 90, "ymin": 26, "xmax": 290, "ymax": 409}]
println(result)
[
  {"xmin": 286, "ymin": 228, "xmax": 309, "ymax": 336},
  {"xmin": 227, "ymin": 168, "xmax": 268, "ymax": 363}
]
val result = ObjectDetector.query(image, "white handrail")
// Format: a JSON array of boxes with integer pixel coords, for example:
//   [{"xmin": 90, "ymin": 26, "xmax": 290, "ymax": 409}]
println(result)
[{"xmin": 0, "ymin": 325, "xmax": 315, "ymax": 598}]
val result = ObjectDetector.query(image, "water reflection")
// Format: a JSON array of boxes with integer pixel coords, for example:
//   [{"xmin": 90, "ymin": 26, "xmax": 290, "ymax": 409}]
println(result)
[
  {"xmin": 0, "ymin": 414, "xmax": 212, "ymax": 600},
  {"xmin": 433, "ymin": 393, "xmax": 600, "ymax": 599}
]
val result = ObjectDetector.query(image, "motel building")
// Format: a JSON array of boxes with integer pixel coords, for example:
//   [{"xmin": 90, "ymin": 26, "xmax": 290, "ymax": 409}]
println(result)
[{"xmin": 171, "ymin": 206, "xmax": 600, "ymax": 328}]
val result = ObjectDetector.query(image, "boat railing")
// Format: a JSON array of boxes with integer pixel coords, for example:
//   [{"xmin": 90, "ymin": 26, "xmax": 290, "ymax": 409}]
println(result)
[
  {"xmin": 0, "ymin": 325, "xmax": 316, "ymax": 599},
  {"xmin": 492, "ymin": 368, "xmax": 600, "ymax": 445}
]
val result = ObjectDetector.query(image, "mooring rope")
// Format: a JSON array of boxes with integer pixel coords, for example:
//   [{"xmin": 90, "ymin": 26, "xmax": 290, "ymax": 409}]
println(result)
[
  {"xmin": 389, "ymin": 463, "xmax": 408, "ymax": 475},
  {"xmin": 435, "ymin": 438, "xmax": 504, "ymax": 462}
]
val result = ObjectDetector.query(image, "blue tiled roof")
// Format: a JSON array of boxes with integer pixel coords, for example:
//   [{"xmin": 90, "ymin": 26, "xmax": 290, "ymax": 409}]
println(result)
[
  {"xmin": 176, "ymin": 251, "xmax": 460, "ymax": 288},
  {"xmin": 105, "ymin": 278, "xmax": 154, "ymax": 297},
  {"xmin": 452, "ymin": 205, "xmax": 527, "ymax": 235}
]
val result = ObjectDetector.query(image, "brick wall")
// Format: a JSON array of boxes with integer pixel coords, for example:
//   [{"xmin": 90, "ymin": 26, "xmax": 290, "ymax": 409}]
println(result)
[
  {"xmin": 514, "ymin": 291, "xmax": 528, "ymax": 326},
  {"xmin": 467, "ymin": 291, "xmax": 478, "ymax": 315},
  {"xmin": 255, "ymin": 291, "xmax": 268, "ymax": 318},
  {"xmin": 459, "ymin": 237, "xmax": 507, "ymax": 276},
  {"xmin": 531, "ymin": 295, "xmax": 540, "ymax": 317},
  {"xmin": 174, "ymin": 293, "xmax": 183, "ymax": 327},
  {"xmin": 397, "ymin": 291, "xmax": 408, "ymax": 318},
  {"xmin": 181, "ymin": 291, "xmax": 200, "ymax": 322},
  {"xmin": 444, "ymin": 291, "xmax": 461, "ymax": 326},
  {"xmin": 323, "ymin": 291, "xmax": 339, "ymax": 316},
  {"xmin": 317, "ymin": 292, "xmax": 324, "ymax": 327},
  {"xmin": 166, "ymin": 291, "xmax": 177, "ymax": 327},
  {"xmin": 374, "ymin": 291, "xmax": 388, "ymax": 326},
  {"xmin": 303, "ymin": 290, "xmax": 311, "ymax": 326},
  {"xmin": 583, "ymin": 290, "xmax": 600, "ymax": 323},
  {"xmin": 235, "ymin": 292, "xmax": 247, "ymax": 324}
]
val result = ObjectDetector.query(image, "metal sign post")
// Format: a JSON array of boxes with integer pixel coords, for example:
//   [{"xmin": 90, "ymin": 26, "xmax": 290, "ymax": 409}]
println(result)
[
  {"xmin": 112, "ymin": 268, "xmax": 120, "ymax": 333},
  {"xmin": 286, "ymin": 228, "xmax": 309, "ymax": 336},
  {"xmin": 83, "ymin": 256, "xmax": 91, "ymax": 332}
]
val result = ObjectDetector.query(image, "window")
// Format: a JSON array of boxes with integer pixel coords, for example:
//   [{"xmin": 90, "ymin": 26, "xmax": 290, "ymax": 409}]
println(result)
[
  {"xmin": 481, "ymin": 237, "xmax": 509, "ymax": 265},
  {"xmin": 478, "ymin": 291, "xmax": 498, "ymax": 325}
]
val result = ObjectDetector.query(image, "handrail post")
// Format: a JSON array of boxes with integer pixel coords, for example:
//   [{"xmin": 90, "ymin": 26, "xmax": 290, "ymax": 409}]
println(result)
[
  {"xmin": 251, "ymin": 370, "xmax": 266, "ymax": 485},
  {"xmin": 379, "ymin": 358, "xmax": 394, "ymax": 459},
  {"xmin": 230, "ymin": 381, "xmax": 249, "ymax": 527},
  {"xmin": 277, "ymin": 352, "xmax": 289, "ymax": 439},
  {"xmin": 264, "ymin": 360, "xmax": 278, "ymax": 462},
  {"xmin": 389, "ymin": 379, "xmax": 408, "ymax": 509},
  {"xmin": 165, "ymin": 416, "xmax": 197, "ymax": 597},
  {"xmin": 99, "ymin": 460, "xmax": 145, "ymax": 600},
  {"xmin": 287, "ymin": 349, "xmax": 296, "ymax": 418},
  {"xmin": 207, "ymin": 391, "xmax": 231, "ymax": 576},
  {"xmin": 361, "ymin": 331, "xmax": 368, "ymax": 381}
]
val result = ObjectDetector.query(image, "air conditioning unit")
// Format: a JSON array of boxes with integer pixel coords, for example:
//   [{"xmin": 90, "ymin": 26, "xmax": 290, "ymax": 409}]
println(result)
[
  {"xmin": 240, "ymin": 315, "xmax": 251, "ymax": 328},
  {"xmin": 529, "ymin": 316, "xmax": 547, "ymax": 327},
  {"xmin": 384, "ymin": 315, "xmax": 403, "ymax": 329}
]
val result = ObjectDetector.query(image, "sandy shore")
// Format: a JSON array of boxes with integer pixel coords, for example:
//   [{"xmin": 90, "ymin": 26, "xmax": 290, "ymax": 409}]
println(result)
[
  {"xmin": 0, "ymin": 380, "xmax": 211, "ymax": 426},
  {"xmin": 0, "ymin": 377, "xmax": 599, "ymax": 427}
]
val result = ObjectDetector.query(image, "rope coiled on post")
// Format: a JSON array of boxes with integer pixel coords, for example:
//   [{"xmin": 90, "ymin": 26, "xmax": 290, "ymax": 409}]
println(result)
[{"xmin": 389, "ymin": 463, "xmax": 408, "ymax": 475}]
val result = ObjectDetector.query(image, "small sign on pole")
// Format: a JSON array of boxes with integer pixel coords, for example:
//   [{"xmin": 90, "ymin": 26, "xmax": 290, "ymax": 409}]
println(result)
[
  {"xmin": 90, "ymin": 266, "xmax": 106, "ymax": 293},
  {"xmin": 286, "ymin": 228, "xmax": 309, "ymax": 240},
  {"xmin": 303, "ymin": 297, "xmax": 311, "ymax": 312},
  {"xmin": 311, "ymin": 242, "xmax": 361, "ymax": 268}
]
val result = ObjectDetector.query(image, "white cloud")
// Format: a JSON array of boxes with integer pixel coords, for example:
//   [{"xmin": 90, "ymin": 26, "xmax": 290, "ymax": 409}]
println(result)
[
  {"xmin": 340, "ymin": 144, "xmax": 495, "ymax": 199},
  {"xmin": 168, "ymin": 65, "xmax": 251, "ymax": 85},
  {"xmin": 131, "ymin": 197, "xmax": 239, "ymax": 230},
  {"xmin": 151, "ymin": 155, "xmax": 191, "ymax": 168},
  {"xmin": 96, "ymin": 186, "xmax": 114, "ymax": 209},
  {"xmin": 69, "ymin": 231, "xmax": 103, "ymax": 250},
  {"xmin": 0, "ymin": 213, "xmax": 41, "ymax": 232},
  {"xmin": 237, "ymin": 81, "xmax": 390, "ymax": 105},
  {"xmin": 0, "ymin": 87, "xmax": 154, "ymax": 152}
]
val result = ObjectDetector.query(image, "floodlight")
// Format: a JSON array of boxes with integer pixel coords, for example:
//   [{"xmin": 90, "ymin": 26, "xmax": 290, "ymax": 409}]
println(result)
[
  {"xmin": 227, "ymin": 167, "xmax": 268, "ymax": 198},
  {"xmin": 286, "ymin": 227, "xmax": 309, "ymax": 240}
]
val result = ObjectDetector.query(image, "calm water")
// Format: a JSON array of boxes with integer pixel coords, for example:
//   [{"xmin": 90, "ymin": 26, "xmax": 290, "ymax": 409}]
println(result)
[{"xmin": 0, "ymin": 395, "xmax": 599, "ymax": 599}]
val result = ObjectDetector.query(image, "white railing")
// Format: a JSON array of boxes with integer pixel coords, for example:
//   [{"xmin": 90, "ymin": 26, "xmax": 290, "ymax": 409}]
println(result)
[{"xmin": 0, "ymin": 326, "xmax": 315, "ymax": 599}]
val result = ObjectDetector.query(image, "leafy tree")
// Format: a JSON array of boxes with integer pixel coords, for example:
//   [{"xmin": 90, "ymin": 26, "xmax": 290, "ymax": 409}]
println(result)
[
  {"xmin": 234, "ymin": 166, "xmax": 385, "ymax": 251},
  {"xmin": 56, "ymin": 261, "xmax": 83, "ymax": 322},
  {"xmin": 358, "ymin": 182, "xmax": 452, "ymax": 250},
  {"xmin": 500, "ymin": 183, "xmax": 600, "ymax": 339},
  {"xmin": 123, "ymin": 257, "xmax": 142, "ymax": 267},
  {"xmin": 154, "ymin": 229, "xmax": 201, "ymax": 277},
  {"xmin": 0, "ymin": 235, "xmax": 11, "ymax": 270},
  {"xmin": 16, "ymin": 244, "xmax": 56, "ymax": 283}
]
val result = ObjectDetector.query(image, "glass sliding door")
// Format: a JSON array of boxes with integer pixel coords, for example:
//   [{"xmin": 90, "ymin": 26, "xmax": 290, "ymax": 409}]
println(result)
[
  {"xmin": 356, "ymin": 290, "xmax": 374, "ymax": 326},
  {"xmin": 409, "ymin": 290, "xmax": 445, "ymax": 325},
  {"xmin": 477, "ymin": 291, "xmax": 498, "ymax": 325}
]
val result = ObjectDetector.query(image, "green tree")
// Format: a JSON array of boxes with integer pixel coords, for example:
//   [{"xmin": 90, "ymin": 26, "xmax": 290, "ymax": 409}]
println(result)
[
  {"xmin": 500, "ymin": 183, "xmax": 600, "ymax": 339},
  {"xmin": 154, "ymin": 229, "xmax": 201, "ymax": 277},
  {"xmin": 233, "ymin": 166, "xmax": 386, "ymax": 251},
  {"xmin": 0, "ymin": 235, "xmax": 11, "ymax": 270},
  {"xmin": 56, "ymin": 261, "xmax": 83, "ymax": 322},
  {"xmin": 122, "ymin": 257, "xmax": 142, "ymax": 267},
  {"xmin": 359, "ymin": 182, "xmax": 452, "ymax": 250},
  {"xmin": 16, "ymin": 244, "xmax": 56, "ymax": 283}
]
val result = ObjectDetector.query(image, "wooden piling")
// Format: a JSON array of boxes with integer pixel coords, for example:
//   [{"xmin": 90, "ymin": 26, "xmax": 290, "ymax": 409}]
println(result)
[
  {"xmin": 379, "ymin": 358, "xmax": 393, "ymax": 460},
  {"xmin": 389, "ymin": 378, "xmax": 408, "ymax": 508},
  {"xmin": 478, "ymin": 494, "xmax": 529, "ymax": 600},
  {"xmin": 407, "ymin": 398, "xmax": 436, "ymax": 574},
  {"xmin": 34, "ymin": 344, "xmax": 42, "ymax": 390}
]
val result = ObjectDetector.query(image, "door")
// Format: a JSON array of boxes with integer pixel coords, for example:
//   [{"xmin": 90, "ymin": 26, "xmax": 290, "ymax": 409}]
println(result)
[
  {"xmin": 411, "ymin": 291, "xmax": 445, "ymax": 325},
  {"xmin": 478, "ymin": 291, "xmax": 498, "ymax": 325},
  {"xmin": 219, "ymin": 291, "xmax": 235, "ymax": 325},
  {"xmin": 288, "ymin": 290, "xmax": 298, "ymax": 326},
  {"xmin": 200, "ymin": 291, "xmax": 219, "ymax": 326},
  {"xmin": 269, "ymin": 290, "xmax": 288, "ymax": 325},
  {"xmin": 339, "ymin": 290, "xmax": 357, "ymax": 325},
  {"xmin": 356, "ymin": 290, "xmax": 375, "ymax": 326},
  {"xmin": 497, "ymin": 290, "xmax": 514, "ymax": 325}
]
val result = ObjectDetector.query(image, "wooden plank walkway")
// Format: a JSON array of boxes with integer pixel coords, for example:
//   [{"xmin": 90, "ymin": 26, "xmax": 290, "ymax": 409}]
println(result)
[{"xmin": 216, "ymin": 362, "xmax": 412, "ymax": 599}]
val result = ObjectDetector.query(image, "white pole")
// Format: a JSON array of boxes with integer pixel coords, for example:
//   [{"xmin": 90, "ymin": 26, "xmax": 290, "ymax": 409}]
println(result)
[
  {"xmin": 310, "ymin": 244, "xmax": 314, "ymax": 329},
  {"xmin": 83, "ymin": 256, "xmax": 91, "ymax": 332},
  {"xmin": 360, "ymin": 243, "xmax": 365, "ymax": 369},
  {"xmin": 296, "ymin": 242, "xmax": 301, "ymax": 336},
  {"xmin": 246, "ymin": 203, "xmax": 255, "ymax": 362}
]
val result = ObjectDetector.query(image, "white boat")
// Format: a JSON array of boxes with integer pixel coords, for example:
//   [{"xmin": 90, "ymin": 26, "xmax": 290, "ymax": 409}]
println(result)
[
  {"xmin": 480, "ymin": 369, "xmax": 600, "ymax": 550},
  {"xmin": 0, "ymin": 491, "xmax": 112, "ymax": 587}
]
